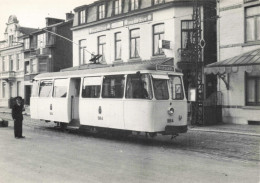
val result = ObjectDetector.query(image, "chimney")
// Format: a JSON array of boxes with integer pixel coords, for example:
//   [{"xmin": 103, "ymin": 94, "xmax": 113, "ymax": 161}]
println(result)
[
  {"xmin": 66, "ymin": 12, "xmax": 74, "ymax": 21},
  {"xmin": 46, "ymin": 17, "xmax": 64, "ymax": 26}
]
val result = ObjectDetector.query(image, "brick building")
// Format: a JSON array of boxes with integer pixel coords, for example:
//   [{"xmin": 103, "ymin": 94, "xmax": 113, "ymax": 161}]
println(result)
[{"xmin": 22, "ymin": 13, "xmax": 74, "ymax": 105}]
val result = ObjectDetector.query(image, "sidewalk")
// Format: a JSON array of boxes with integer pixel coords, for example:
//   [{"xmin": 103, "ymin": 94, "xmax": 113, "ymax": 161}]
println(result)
[{"xmin": 0, "ymin": 106, "xmax": 260, "ymax": 137}]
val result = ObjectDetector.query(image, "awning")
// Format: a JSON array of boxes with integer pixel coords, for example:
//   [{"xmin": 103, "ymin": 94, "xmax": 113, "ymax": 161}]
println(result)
[{"xmin": 205, "ymin": 48, "xmax": 260, "ymax": 74}]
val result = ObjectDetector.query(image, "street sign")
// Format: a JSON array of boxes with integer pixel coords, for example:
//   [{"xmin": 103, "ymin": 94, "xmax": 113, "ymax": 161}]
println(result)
[{"xmin": 159, "ymin": 40, "xmax": 171, "ymax": 49}]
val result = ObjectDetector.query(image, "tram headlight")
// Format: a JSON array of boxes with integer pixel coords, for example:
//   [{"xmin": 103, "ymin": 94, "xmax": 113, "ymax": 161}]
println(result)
[{"xmin": 168, "ymin": 107, "xmax": 174, "ymax": 116}]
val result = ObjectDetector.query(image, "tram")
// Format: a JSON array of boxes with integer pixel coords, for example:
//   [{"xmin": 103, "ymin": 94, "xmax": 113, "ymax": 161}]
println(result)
[{"xmin": 30, "ymin": 60, "xmax": 188, "ymax": 136}]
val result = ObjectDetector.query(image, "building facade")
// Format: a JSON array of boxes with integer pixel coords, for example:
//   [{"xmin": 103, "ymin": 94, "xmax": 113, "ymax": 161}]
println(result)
[
  {"xmin": 205, "ymin": 0, "xmax": 260, "ymax": 124},
  {"xmin": 22, "ymin": 13, "xmax": 74, "ymax": 105},
  {"xmin": 0, "ymin": 15, "xmax": 37, "ymax": 107},
  {"xmin": 72, "ymin": 0, "xmax": 215, "ymax": 66},
  {"xmin": 71, "ymin": 0, "xmax": 217, "ymax": 124}
]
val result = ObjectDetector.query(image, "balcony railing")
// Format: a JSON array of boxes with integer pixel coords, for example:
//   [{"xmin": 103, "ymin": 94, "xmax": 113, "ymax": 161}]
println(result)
[{"xmin": 0, "ymin": 71, "xmax": 15, "ymax": 79}]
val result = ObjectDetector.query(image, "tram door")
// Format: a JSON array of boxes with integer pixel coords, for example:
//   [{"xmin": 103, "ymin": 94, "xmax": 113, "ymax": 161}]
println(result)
[{"xmin": 69, "ymin": 78, "xmax": 81, "ymax": 123}]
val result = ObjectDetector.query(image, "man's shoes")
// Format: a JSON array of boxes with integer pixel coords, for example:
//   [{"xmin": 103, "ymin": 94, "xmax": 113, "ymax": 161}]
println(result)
[{"xmin": 15, "ymin": 136, "xmax": 25, "ymax": 139}]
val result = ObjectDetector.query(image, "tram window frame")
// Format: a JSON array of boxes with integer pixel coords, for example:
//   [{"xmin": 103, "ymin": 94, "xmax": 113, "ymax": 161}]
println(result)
[
  {"xmin": 39, "ymin": 80, "xmax": 53, "ymax": 98},
  {"xmin": 82, "ymin": 77, "xmax": 102, "ymax": 98},
  {"xmin": 169, "ymin": 75, "xmax": 184, "ymax": 100},
  {"xmin": 53, "ymin": 79, "xmax": 68, "ymax": 98},
  {"xmin": 125, "ymin": 73, "xmax": 153, "ymax": 99},
  {"xmin": 152, "ymin": 76, "xmax": 169, "ymax": 100},
  {"xmin": 102, "ymin": 75, "xmax": 125, "ymax": 98},
  {"xmin": 31, "ymin": 80, "xmax": 39, "ymax": 97}
]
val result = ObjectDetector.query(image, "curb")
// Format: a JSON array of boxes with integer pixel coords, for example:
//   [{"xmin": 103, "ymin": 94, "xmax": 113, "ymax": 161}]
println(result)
[{"xmin": 189, "ymin": 128, "xmax": 260, "ymax": 137}]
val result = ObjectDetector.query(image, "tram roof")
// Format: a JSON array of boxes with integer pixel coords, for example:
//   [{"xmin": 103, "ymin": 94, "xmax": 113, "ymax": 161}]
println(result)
[{"xmin": 35, "ymin": 58, "xmax": 181, "ymax": 79}]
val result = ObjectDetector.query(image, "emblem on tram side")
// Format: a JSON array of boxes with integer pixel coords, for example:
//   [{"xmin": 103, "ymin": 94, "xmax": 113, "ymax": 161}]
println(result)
[{"xmin": 98, "ymin": 106, "xmax": 102, "ymax": 114}]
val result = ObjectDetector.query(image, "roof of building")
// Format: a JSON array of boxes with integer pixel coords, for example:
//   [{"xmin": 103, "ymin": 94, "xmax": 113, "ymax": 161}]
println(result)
[
  {"xmin": 205, "ymin": 48, "xmax": 260, "ymax": 74},
  {"xmin": 19, "ymin": 27, "xmax": 38, "ymax": 35}
]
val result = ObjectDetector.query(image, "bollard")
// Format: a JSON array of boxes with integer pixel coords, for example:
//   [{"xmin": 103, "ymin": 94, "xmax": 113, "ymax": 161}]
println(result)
[{"xmin": 0, "ymin": 118, "xmax": 8, "ymax": 127}]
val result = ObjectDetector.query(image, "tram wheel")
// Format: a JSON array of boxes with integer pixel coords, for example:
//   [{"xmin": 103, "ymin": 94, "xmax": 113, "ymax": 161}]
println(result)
[{"xmin": 60, "ymin": 122, "xmax": 68, "ymax": 131}]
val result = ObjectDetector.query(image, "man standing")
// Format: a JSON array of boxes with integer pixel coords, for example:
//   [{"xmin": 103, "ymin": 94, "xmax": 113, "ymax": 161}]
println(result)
[{"xmin": 12, "ymin": 96, "xmax": 25, "ymax": 139}]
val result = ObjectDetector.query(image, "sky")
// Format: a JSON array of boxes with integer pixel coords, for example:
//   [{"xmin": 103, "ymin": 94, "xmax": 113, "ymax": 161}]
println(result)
[{"xmin": 0, "ymin": 0, "xmax": 96, "ymax": 40}]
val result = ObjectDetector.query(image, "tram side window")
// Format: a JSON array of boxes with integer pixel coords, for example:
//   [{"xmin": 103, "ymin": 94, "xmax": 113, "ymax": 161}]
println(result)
[
  {"xmin": 31, "ymin": 81, "xmax": 39, "ymax": 97},
  {"xmin": 152, "ymin": 77, "xmax": 169, "ymax": 100},
  {"xmin": 102, "ymin": 75, "xmax": 125, "ymax": 98},
  {"xmin": 39, "ymin": 80, "xmax": 53, "ymax": 97},
  {"xmin": 169, "ymin": 76, "xmax": 184, "ymax": 100},
  {"xmin": 126, "ymin": 74, "xmax": 153, "ymax": 99},
  {"xmin": 53, "ymin": 79, "xmax": 68, "ymax": 98},
  {"xmin": 82, "ymin": 77, "xmax": 102, "ymax": 98}
]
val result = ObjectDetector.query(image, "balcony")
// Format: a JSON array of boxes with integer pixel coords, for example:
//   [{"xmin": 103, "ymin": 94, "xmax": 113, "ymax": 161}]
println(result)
[
  {"xmin": 0, "ymin": 71, "xmax": 15, "ymax": 81},
  {"xmin": 177, "ymin": 49, "xmax": 199, "ymax": 70}
]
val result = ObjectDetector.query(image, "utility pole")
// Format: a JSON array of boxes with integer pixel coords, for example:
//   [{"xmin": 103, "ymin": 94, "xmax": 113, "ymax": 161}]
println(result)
[{"xmin": 191, "ymin": 0, "xmax": 204, "ymax": 125}]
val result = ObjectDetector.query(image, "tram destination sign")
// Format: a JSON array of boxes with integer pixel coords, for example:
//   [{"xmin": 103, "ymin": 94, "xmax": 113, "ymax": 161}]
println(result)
[{"xmin": 156, "ymin": 65, "xmax": 175, "ymax": 71}]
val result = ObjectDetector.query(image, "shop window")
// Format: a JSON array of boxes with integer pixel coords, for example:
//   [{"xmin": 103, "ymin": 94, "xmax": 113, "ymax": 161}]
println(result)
[
  {"xmin": 39, "ymin": 80, "xmax": 53, "ymax": 97},
  {"xmin": 102, "ymin": 75, "xmax": 125, "ymax": 98},
  {"xmin": 245, "ymin": 6, "xmax": 260, "ymax": 42},
  {"xmin": 82, "ymin": 77, "xmax": 102, "ymax": 98},
  {"xmin": 115, "ymin": 32, "xmax": 122, "ymax": 60},
  {"xmin": 126, "ymin": 73, "xmax": 152, "ymax": 99},
  {"xmin": 153, "ymin": 24, "xmax": 165, "ymax": 55},
  {"xmin": 53, "ymin": 79, "xmax": 68, "ymax": 98},
  {"xmin": 130, "ymin": 29, "xmax": 140, "ymax": 58},
  {"xmin": 246, "ymin": 73, "xmax": 260, "ymax": 106}
]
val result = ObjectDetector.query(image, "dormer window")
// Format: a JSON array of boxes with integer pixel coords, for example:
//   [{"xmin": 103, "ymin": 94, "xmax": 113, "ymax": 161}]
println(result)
[
  {"xmin": 130, "ymin": 0, "xmax": 139, "ymax": 11},
  {"xmin": 114, "ymin": 0, "xmax": 122, "ymax": 15},
  {"xmin": 98, "ymin": 4, "xmax": 106, "ymax": 20},
  {"xmin": 80, "ymin": 10, "xmax": 86, "ymax": 24},
  {"xmin": 153, "ymin": 0, "xmax": 164, "ymax": 5}
]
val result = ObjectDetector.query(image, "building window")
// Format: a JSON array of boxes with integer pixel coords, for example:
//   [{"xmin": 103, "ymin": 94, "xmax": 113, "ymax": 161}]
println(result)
[
  {"xmin": 245, "ymin": 6, "xmax": 260, "ymax": 42},
  {"xmin": 246, "ymin": 73, "xmax": 260, "ymax": 106},
  {"xmin": 2, "ymin": 82, "xmax": 6, "ymax": 98},
  {"xmin": 130, "ymin": 29, "xmax": 140, "ymax": 58},
  {"xmin": 130, "ymin": 0, "xmax": 139, "ymax": 11},
  {"xmin": 17, "ymin": 81, "xmax": 21, "ymax": 96},
  {"xmin": 181, "ymin": 20, "xmax": 194, "ymax": 50},
  {"xmin": 24, "ymin": 38, "xmax": 30, "ymax": 49},
  {"xmin": 114, "ymin": 0, "xmax": 122, "ymax": 15},
  {"xmin": 31, "ymin": 59, "xmax": 37, "ymax": 73},
  {"xmin": 37, "ymin": 33, "xmax": 46, "ymax": 48},
  {"xmin": 9, "ymin": 55, "xmax": 14, "ymax": 71},
  {"xmin": 79, "ymin": 39, "xmax": 87, "ymax": 65},
  {"xmin": 80, "ymin": 10, "xmax": 86, "ymax": 24},
  {"xmin": 10, "ymin": 83, "xmax": 13, "ymax": 97},
  {"xmin": 115, "ymin": 32, "xmax": 122, "ymax": 60},
  {"xmin": 39, "ymin": 59, "xmax": 48, "ymax": 73},
  {"xmin": 25, "ymin": 61, "xmax": 30, "ymax": 74},
  {"xmin": 98, "ymin": 36, "xmax": 106, "ymax": 62},
  {"xmin": 153, "ymin": 0, "xmax": 164, "ymax": 5},
  {"xmin": 16, "ymin": 54, "xmax": 20, "ymax": 70},
  {"xmin": 153, "ymin": 24, "xmax": 165, "ymax": 55},
  {"xmin": 2, "ymin": 56, "xmax": 5, "ymax": 71},
  {"xmin": 9, "ymin": 35, "xmax": 13, "ymax": 46},
  {"xmin": 98, "ymin": 4, "xmax": 106, "ymax": 20}
]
